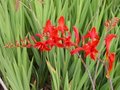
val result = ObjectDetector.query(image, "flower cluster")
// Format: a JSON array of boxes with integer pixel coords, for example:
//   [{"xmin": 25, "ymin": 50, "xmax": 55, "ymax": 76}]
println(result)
[
  {"xmin": 105, "ymin": 34, "xmax": 117, "ymax": 78},
  {"xmin": 104, "ymin": 17, "xmax": 119, "ymax": 77},
  {"xmin": 5, "ymin": 16, "xmax": 79, "ymax": 51},
  {"xmin": 71, "ymin": 27, "xmax": 99, "ymax": 60},
  {"xmin": 31, "ymin": 16, "xmax": 79, "ymax": 51},
  {"xmin": 104, "ymin": 17, "xmax": 119, "ymax": 29},
  {"xmin": 4, "ymin": 37, "xmax": 32, "ymax": 48},
  {"xmin": 4, "ymin": 16, "xmax": 119, "ymax": 77}
]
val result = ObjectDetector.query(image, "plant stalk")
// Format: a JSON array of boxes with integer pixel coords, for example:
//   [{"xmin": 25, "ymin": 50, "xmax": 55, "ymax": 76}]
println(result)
[
  {"xmin": 104, "ymin": 62, "xmax": 114, "ymax": 90},
  {"xmin": 77, "ymin": 54, "xmax": 96, "ymax": 90}
]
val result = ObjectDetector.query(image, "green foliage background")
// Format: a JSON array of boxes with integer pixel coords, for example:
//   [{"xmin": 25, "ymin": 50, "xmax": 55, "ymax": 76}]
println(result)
[{"xmin": 0, "ymin": 0, "xmax": 120, "ymax": 90}]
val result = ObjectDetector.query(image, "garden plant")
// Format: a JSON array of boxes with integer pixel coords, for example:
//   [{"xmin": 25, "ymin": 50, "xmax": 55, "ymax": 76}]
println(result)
[{"xmin": 0, "ymin": 0, "xmax": 120, "ymax": 90}]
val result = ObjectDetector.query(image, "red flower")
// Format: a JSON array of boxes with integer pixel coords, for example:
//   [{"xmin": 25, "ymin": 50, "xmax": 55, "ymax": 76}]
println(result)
[
  {"xmin": 57, "ymin": 16, "xmax": 68, "ymax": 34},
  {"xmin": 71, "ymin": 40, "xmax": 99, "ymax": 60},
  {"xmin": 63, "ymin": 32, "xmax": 75, "ymax": 48},
  {"xmin": 49, "ymin": 28, "xmax": 59, "ymax": 39},
  {"xmin": 71, "ymin": 27, "xmax": 99, "ymax": 60},
  {"xmin": 84, "ymin": 27, "xmax": 99, "ymax": 40},
  {"xmin": 105, "ymin": 34, "xmax": 117, "ymax": 55},
  {"xmin": 34, "ymin": 41, "xmax": 51, "ymax": 51},
  {"xmin": 46, "ymin": 37, "xmax": 63, "ymax": 48},
  {"xmin": 82, "ymin": 40, "xmax": 99, "ymax": 60},
  {"xmin": 73, "ymin": 26, "xmax": 80, "ymax": 45},
  {"xmin": 106, "ymin": 53, "xmax": 115, "ymax": 78},
  {"xmin": 43, "ymin": 20, "xmax": 54, "ymax": 34},
  {"xmin": 105, "ymin": 34, "xmax": 116, "ymax": 78}
]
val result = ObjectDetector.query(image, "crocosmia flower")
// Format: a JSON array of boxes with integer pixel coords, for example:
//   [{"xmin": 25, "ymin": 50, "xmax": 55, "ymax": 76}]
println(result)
[
  {"xmin": 43, "ymin": 20, "xmax": 54, "ymax": 34},
  {"xmin": 34, "ymin": 41, "xmax": 51, "ymax": 51},
  {"xmin": 62, "ymin": 33, "xmax": 73, "ymax": 47},
  {"xmin": 57, "ymin": 16, "xmax": 68, "ymax": 34},
  {"xmin": 106, "ymin": 53, "xmax": 115, "ymax": 78},
  {"xmin": 105, "ymin": 34, "xmax": 116, "ymax": 78},
  {"xmin": 105, "ymin": 34, "xmax": 117, "ymax": 55},
  {"xmin": 84, "ymin": 27, "xmax": 99, "ymax": 40},
  {"xmin": 70, "ymin": 40, "xmax": 99, "ymax": 60},
  {"xmin": 71, "ymin": 27, "xmax": 99, "ymax": 60},
  {"xmin": 82, "ymin": 40, "xmax": 99, "ymax": 60}
]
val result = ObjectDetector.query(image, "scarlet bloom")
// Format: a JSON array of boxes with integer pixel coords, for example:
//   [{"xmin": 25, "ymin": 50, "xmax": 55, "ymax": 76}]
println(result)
[
  {"xmin": 63, "ymin": 33, "xmax": 75, "ymax": 48},
  {"xmin": 71, "ymin": 40, "xmax": 99, "ymax": 60},
  {"xmin": 48, "ymin": 29, "xmax": 64, "ymax": 48},
  {"xmin": 105, "ymin": 34, "xmax": 117, "ymax": 54},
  {"xmin": 82, "ymin": 40, "xmax": 99, "ymax": 60},
  {"xmin": 43, "ymin": 20, "xmax": 54, "ymax": 34},
  {"xmin": 106, "ymin": 53, "xmax": 115, "ymax": 78},
  {"xmin": 105, "ymin": 34, "xmax": 116, "ymax": 77},
  {"xmin": 71, "ymin": 27, "xmax": 99, "ymax": 60},
  {"xmin": 46, "ymin": 37, "xmax": 63, "ymax": 48},
  {"xmin": 49, "ymin": 28, "xmax": 59, "ymax": 39},
  {"xmin": 73, "ymin": 26, "xmax": 80, "ymax": 45},
  {"xmin": 84, "ymin": 27, "xmax": 99, "ymax": 40},
  {"xmin": 57, "ymin": 16, "xmax": 68, "ymax": 34},
  {"xmin": 34, "ymin": 41, "xmax": 51, "ymax": 51}
]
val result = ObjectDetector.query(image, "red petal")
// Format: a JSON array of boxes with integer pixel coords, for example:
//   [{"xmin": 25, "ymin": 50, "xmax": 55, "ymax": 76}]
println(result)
[
  {"xmin": 73, "ymin": 26, "xmax": 80, "ymax": 45},
  {"xmin": 43, "ymin": 19, "xmax": 53, "ymax": 33},
  {"xmin": 90, "ymin": 53, "xmax": 96, "ymax": 60},
  {"xmin": 70, "ymin": 47, "xmax": 83, "ymax": 55},
  {"xmin": 36, "ymin": 34, "xmax": 43, "ymax": 39},
  {"xmin": 56, "ymin": 43, "xmax": 64, "ymax": 48},
  {"xmin": 34, "ymin": 41, "xmax": 51, "ymax": 51},
  {"xmin": 108, "ymin": 53, "xmax": 115, "ymax": 71},
  {"xmin": 105, "ymin": 34, "xmax": 117, "ymax": 53},
  {"xmin": 64, "ymin": 25, "xmax": 68, "ymax": 30},
  {"xmin": 82, "ymin": 40, "xmax": 98, "ymax": 60},
  {"xmin": 58, "ymin": 16, "xmax": 65, "ymax": 26},
  {"xmin": 46, "ymin": 20, "xmax": 51, "ymax": 26},
  {"xmin": 84, "ymin": 27, "xmax": 99, "ymax": 40},
  {"xmin": 90, "ymin": 39, "xmax": 99, "ymax": 47},
  {"xmin": 57, "ymin": 16, "xmax": 68, "ymax": 34}
]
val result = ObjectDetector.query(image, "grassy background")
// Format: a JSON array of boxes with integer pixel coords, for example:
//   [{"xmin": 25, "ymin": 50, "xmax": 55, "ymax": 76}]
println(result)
[{"xmin": 0, "ymin": 0, "xmax": 120, "ymax": 90}]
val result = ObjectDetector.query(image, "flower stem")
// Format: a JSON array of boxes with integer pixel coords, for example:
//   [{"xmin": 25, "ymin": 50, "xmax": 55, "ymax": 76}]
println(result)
[
  {"xmin": 93, "ymin": 58, "xmax": 100, "ymax": 86},
  {"xmin": 77, "ymin": 54, "xmax": 96, "ymax": 90},
  {"xmin": 109, "ymin": 77, "xmax": 114, "ymax": 90},
  {"xmin": 104, "ymin": 62, "xmax": 114, "ymax": 90}
]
